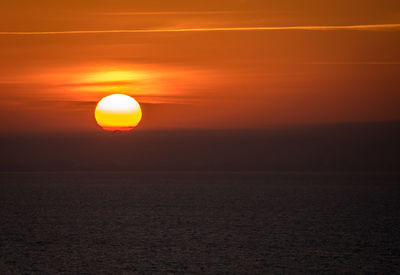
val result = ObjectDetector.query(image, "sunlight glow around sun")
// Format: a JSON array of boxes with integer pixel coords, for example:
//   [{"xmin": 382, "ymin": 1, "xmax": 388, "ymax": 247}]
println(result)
[{"xmin": 95, "ymin": 94, "xmax": 142, "ymax": 131}]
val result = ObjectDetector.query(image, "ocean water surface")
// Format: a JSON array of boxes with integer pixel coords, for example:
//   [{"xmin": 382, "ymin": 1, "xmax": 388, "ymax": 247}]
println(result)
[{"xmin": 0, "ymin": 172, "xmax": 399, "ymax": 273}]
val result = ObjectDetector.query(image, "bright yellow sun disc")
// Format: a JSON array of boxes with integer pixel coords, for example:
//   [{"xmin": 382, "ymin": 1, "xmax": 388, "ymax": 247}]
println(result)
[{"xmin": 95, "ymin": 94, "xmax": 142, "ymax": 131}]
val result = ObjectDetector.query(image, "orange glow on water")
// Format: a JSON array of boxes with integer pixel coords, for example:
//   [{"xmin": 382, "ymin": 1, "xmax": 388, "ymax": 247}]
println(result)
[{"xmin": 94, "ymin": 94, "xmax": 142, "ymax": 131}]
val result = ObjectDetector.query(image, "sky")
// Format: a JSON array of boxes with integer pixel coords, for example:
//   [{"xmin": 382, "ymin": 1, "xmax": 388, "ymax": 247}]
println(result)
[{"xmin": 0, "ymin": 0, "xmax": 399, "ymax": 132}]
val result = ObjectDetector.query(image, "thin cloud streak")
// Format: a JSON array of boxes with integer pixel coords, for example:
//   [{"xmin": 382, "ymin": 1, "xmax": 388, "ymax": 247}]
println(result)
[
  {"xmin": 1, "ymin": 24, "xmax": 400, "ymax": 36},
  {"xmin": 306, "ymin": 62, "xmax": 400, "ymax": 65},
  {"xmin": 99, "ymin": 10, "xmax": 263, "ymax": 15}
]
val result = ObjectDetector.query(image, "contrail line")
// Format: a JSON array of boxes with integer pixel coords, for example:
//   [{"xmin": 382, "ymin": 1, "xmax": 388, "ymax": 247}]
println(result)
[{"xmin": 1, "ymin": 24, "xmax": 399, "ymax": 35}]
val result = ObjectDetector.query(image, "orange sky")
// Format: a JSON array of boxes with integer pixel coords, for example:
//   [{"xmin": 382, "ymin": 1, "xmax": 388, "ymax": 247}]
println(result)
[{"xmin": 0, "ymin": 0, "xmax": 399, "ymax": 132}]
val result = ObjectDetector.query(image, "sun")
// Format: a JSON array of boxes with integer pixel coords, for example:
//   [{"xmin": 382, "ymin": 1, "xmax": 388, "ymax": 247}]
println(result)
[{"xmin": 95, "ymin": 94, "xmax": 142, "ymax": 131}]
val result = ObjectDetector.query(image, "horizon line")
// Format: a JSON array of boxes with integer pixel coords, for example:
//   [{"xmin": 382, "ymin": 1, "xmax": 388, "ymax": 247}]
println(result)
[{"xmin": 1, "ymin": 23, "xmax": 400, "ymax": 36}]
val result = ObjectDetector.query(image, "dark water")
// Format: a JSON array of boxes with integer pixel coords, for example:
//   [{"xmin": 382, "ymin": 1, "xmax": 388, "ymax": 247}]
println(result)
[{"xmin": 0, "ymin": 172, "xmax": 399, "ymax": 274}]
